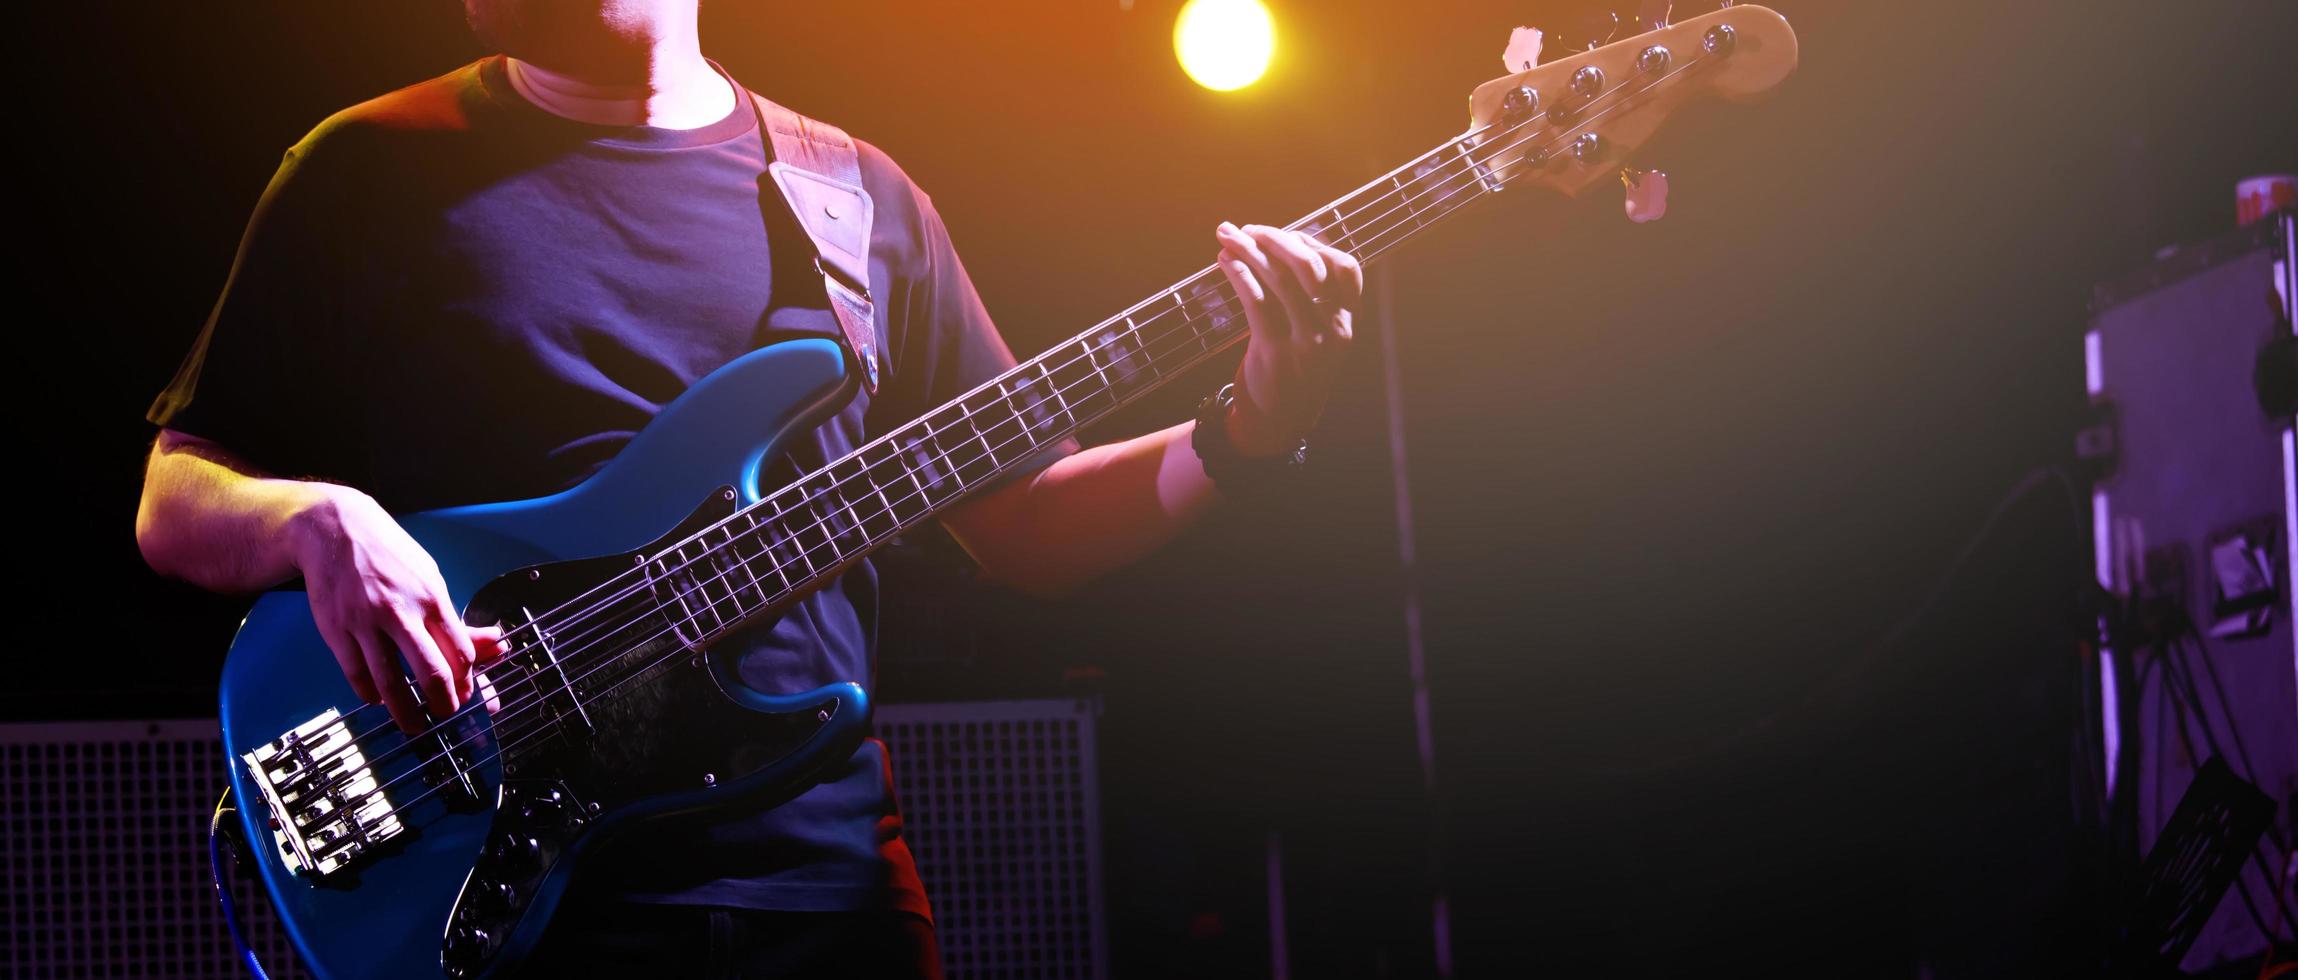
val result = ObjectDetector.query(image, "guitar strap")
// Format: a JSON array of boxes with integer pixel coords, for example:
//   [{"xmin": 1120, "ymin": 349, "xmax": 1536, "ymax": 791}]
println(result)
[{"xmin": 751, "ymin": 93, "xmax": 884, "ymax": 395}]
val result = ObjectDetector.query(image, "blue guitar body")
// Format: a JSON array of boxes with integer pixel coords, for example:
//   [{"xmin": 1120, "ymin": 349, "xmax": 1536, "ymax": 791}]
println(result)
[{"xmin": 217, "ymin": 339, "xmax": 872, "ymax": 979}]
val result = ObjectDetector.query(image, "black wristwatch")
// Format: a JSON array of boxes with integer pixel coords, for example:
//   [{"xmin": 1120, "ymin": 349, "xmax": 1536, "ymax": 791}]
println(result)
[{"xmin": 1192, "ymin": 383, "xmax": 1308, "ymax": 496}]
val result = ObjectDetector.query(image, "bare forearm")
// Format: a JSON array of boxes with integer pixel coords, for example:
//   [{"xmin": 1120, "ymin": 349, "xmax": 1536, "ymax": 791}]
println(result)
[
  {"xmin": 944, "ymin": 421, "xmax": 1217, "ymax": 596},
  {"xmin": 139, "ymin": 430, "xmax": 493, "ymax": 729},
  {"xmin": 936, "ymin": 220, "xmax": 1362, "ymax": 597},
  {"xmin": 136, "ymin": 430, "xmax": 328, "ymax": 593}
]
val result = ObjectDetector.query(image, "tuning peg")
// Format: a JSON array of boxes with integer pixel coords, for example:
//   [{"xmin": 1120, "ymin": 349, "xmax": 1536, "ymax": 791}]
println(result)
[
  {"xmin": 1622, "ymin": 168, "xmax": 1670, "ymax": 223},
  {"xmin": 1502, "ymin": 26, "xmax": 1544, "ymax": 72},
  {"xmin": 1563, "ymin": 10, "xmax": 1622, "ymax": 53},
  {"xmin": 1632, "ymin": 0, "xmax": 1675, "ymax": 31}
]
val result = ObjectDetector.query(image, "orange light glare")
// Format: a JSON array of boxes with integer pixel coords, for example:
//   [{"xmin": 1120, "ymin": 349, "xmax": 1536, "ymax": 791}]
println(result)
[{"xmin": 1174, "ymin": 0, "xmax": 1275, "ymax": 92}]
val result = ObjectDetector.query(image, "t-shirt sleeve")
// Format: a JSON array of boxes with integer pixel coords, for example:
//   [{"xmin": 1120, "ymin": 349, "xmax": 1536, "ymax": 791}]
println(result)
[
  {"xmin": 863, "ymin": 148, "xmax": 1078, "ymax": 478},
  {"xmin": 146, "ymin": 143, "xmax": 356, "ymax": 479}
]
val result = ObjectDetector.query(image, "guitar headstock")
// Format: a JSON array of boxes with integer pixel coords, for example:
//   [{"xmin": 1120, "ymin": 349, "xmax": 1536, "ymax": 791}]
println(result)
[{"xmin": 1465, "ymin": 5, "xmax": 1798, "ymax": 199}]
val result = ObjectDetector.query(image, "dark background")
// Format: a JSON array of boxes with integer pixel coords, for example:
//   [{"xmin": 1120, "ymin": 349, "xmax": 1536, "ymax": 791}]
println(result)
[{"xmin": 17, "ymin": 0, "xmax": 2296, "ymax": 975}]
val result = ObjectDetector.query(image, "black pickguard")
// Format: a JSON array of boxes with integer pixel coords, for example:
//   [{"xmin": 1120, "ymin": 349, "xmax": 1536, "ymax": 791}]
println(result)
[{"xmin": 439, "ymin": 488, "xmax": 865, "ymax": 976}]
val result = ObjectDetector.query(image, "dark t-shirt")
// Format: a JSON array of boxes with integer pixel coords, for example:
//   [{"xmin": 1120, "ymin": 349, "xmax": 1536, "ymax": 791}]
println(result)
[{"xmin": 149, "ymin": 57, "xmax": 1071, "ymax": 915}]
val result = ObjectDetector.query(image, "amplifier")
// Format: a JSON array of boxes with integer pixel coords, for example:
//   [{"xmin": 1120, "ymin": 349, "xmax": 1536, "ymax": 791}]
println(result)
[
  {"xmin": 1, "ymin": 699, "xmax": 1106, "ymax": 979},
  {"xmin": 879, "ymin": 699, "xmax": 1108, "ymax": 980},
  {"xmin": 0, "ymin": 719, "xmax": 306, "ymax": 978},
  {"xmin": 2086, "ymin": 210, "xmax": 2298, "ymax": 971}
]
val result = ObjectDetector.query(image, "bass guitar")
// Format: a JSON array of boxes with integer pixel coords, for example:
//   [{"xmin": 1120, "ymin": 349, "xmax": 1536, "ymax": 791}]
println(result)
[{"xmin": 215, "ymin": 8, "xmax": 1796, "ymax": 976}]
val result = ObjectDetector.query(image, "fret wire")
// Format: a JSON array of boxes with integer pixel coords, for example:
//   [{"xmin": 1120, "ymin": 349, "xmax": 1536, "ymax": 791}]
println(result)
[
  {"xmin": 1036, "ymin": 358, "xmax": 1072, "ymax": 429},
  {"xmin": 994, "ymin": 381, "xmax": 1030, "ymax": 454},
  {"xmin": 703, "ymin": 538, "xmax": 744, "ymax": 626},
  {"xmin": 849, "ymin": 451, "xmax": 886, "ymax": 531},
  {"xmin": 1133, "ymin": 322, "xmax": 1163, "ymax": 383},
  {"xmin": 900, "ymin": 436, "xmax": 933, "ymax": 507},
  {"xmin": 962, "ymin": 403, "xmax": 993, "ymax": 470},
  {"xmin": 1443, "ymin": 145, "xmax": 1469, "ymax": 200},
  {"xmin": 1085, "ymin": 337, "xmax": 1108, "ymax": 390},
  {"xmin": 786, "ymin": 510, "xmax": 819, "ymax": 577},
  {"xmin": 828, "ymin": 489, "xmax": 855, "ymax": 560},
  {"xmin": 739, "ymin": 512, "xmax": 787, "ymax": 597},
  {"xmin": 809, "ymin": 490, "xmax": 847, "ymax": 565},
  {"xmin": 835, "ymin": 483, "xmax": 866, "ymax": 544},
  {"xmin": 745, "ymin": 511, "xmax": 780, "ymax": 594},
  {"xmin": 813, "ymin": 485, "xmax": 841, "ymax": 561},
  {"xmin": 696, "ymin": 541, "xmax": 736, "ymax": 630},
  {"xmin": 1408, "ymin": 159, "xmax": 1439, "ymax": 229},
  {"xmin": 931, "ymin": 419, "xmax": 969, "ymax": 495},
  {"xmin": 685, "ymin": 542, "xmax": 724, "ymax": 633},
  {"xmin": 1016, "ymin": 372, "xmax": 1051, "ymax": 441},
  {"xmin": 653, "ymin": 555, "xmax": 708, "ymax": 646},
  {"xmin": 869, "ymin": 476, "xmax": 900, "ymax": 530}
]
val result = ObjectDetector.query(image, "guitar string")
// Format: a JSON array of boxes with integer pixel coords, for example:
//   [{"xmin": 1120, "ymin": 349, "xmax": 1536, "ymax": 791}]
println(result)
[
  {"xmin": 303, "ymin": 111, "xmax": 1524, "ymax": 751},
  {"xmin": 449, "ymin": 110, "xmax": 1511, "ymax": 668},
  {"xmin": 492, "ymin": 36, "xmax": 1718, "ymax": 669},
  {"xmin": 290, "ymin": 52, "xmax": 1714, "ymax": 819},
  {"xmin": 297, "ymin": 52, "xmax": 1711, "ymax": 814},
  {"xmin": 336, "ymin": 145, "xmax": 1501, "ymax": 816},
  {"xmin": 320, "ymin": 31, "xmax": 1721, "ymax": 759},
  {"xmin": 312, "ymin": 95, "xmax": 1543, "ymax": 769},
  {"xmin": 300, "ymin": 51, "xmax": 1718, "ymax": 819},
  {"xmin": 298, "ymin": 100, "xmax": 1539, "ymax": 760},
  {"xmin": 334, "ymin": 59, "xmax": 1717, "ymax": 826},
  {"xmin": 459, "ymin": 46, "xmax": 1715, "ymax": 731},
  {"xmin": 449, "ymin": 82, "xmax": 1560, "ymax": 697}
]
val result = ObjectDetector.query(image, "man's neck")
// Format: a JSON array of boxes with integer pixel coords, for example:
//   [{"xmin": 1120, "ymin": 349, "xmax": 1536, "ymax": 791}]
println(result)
[{"xmin": 504, "ymin": 50, "xmax": 734, "ymax": 130}]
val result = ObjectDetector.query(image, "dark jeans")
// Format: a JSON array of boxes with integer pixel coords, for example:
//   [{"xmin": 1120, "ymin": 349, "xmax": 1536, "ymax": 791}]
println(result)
[{"xmin": 518, "ymin": 900, "xmax": 943, "ymax": 979}]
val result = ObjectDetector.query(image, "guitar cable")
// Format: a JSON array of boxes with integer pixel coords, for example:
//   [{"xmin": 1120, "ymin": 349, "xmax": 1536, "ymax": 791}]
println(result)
[
  {"xmin": 211, "ymin": 787, "xmax": 276, "ymax": 980},
  {"xmin": 2149, "ymin": 626, "xmax": 2298, "ymax": 954}
]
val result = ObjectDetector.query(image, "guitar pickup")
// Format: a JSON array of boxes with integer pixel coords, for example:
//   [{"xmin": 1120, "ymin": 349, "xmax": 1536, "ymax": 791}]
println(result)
[
  {"xmin": 400, "ymin": 676, "xmax": 483, "ymax": 808},
  {"xmin": 515, "ymin": 608, "xmax": 594, "ymax": 741}
]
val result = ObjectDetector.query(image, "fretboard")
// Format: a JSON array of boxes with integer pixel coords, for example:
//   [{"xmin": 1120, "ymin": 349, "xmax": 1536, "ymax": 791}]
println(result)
[{"xmin": 628, "ymin": 117, "xmax": 1527, "ymax": 649}]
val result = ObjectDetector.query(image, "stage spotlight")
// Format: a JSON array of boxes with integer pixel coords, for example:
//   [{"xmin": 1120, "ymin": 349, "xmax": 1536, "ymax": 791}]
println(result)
[{"xmin": 1174, "ymin": 0, "xmax": 1274, "ymax": 92}]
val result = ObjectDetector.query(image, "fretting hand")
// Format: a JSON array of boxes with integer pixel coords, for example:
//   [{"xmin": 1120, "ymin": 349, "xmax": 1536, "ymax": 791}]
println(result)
[{"xmin": 1212, "ymin": 222, "xmax": 1364, "ymax": 455}]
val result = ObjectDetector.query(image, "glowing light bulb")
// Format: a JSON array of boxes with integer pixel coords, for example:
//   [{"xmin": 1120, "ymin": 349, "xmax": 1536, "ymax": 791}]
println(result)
[{"xmin": 1174, "ymin": 0, "xmax": 1275, "ymax": 92}]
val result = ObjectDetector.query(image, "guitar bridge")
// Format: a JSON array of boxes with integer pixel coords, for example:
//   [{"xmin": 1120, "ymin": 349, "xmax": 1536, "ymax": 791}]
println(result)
[{"xmin": 240, "ymin": 708, "xmax": 405, "ymax": 877}]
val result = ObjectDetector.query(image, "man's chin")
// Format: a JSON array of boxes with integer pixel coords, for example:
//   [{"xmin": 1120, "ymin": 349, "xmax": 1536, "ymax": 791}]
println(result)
[
  {"xmin": 464, "ymin": 0, "xmax": 658, "ymax": 77},
  {"xmin": 463, "ymin": 0, "xmax": 599, "ymax": 57}
]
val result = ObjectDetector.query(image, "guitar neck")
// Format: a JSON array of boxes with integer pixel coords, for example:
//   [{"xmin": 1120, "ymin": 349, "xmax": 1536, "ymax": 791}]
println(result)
[
  {"xmin": 556, "ymin": 2, "xmax": 1802, "ymax": 650},
  {"xmin": 859, "ymin": 125, "xmax": 1509, "ymax": 501},
  {"xmin": 639, "ymin": 124, "xmax": 1520, "ymax": 646}
]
